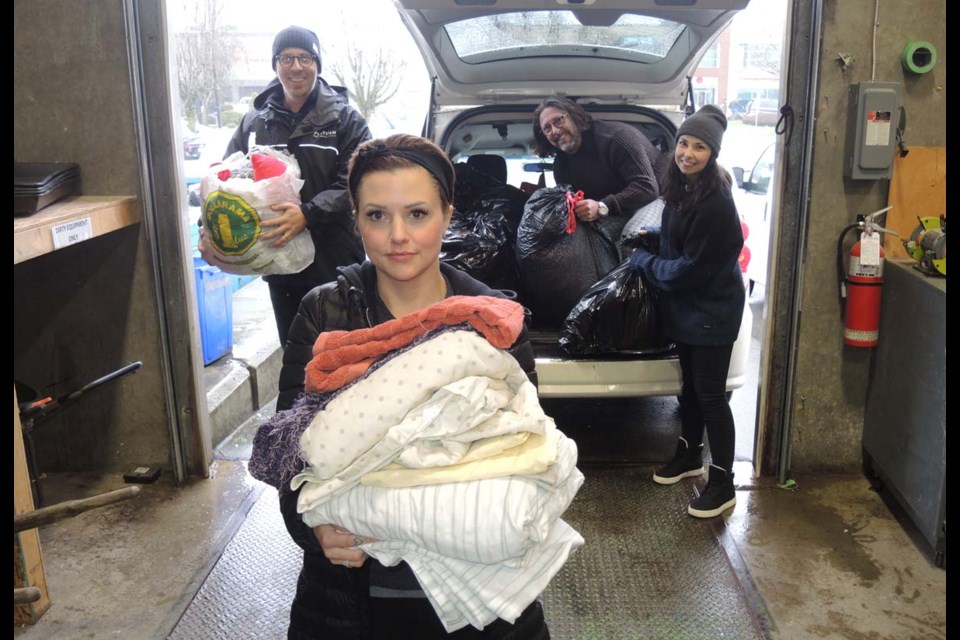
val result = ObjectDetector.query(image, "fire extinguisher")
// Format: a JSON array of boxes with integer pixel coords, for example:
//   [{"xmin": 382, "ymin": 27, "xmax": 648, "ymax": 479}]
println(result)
[{"xmin": 836, "ymin": 208, "xmax": 895, "ymax": 347}]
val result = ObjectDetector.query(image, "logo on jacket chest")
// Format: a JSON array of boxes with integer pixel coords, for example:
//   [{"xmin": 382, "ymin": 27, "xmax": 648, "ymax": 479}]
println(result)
[{"xmin": 313, "ymin": 131, "xmax": 336, "ymax": 139}]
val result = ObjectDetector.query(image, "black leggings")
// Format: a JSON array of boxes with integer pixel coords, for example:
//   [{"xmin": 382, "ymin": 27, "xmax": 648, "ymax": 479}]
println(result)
[
  {"xmin": 369, "ymin": 598, "xmax": 549, "ymax": 640},
  {"xmin": 676, "ymin": 342, "xmax": 736, "ymax": 471},
  {"xmin": 267, "ymin": 281, "xmax": 315, "ymax": 347}
]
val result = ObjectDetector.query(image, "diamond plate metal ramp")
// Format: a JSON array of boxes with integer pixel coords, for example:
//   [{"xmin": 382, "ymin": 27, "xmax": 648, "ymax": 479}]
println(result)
[
  {"xmin": 541, "ymin": 466, "xmax": 769, "ymax": 640},
  {"xmin": 169, "ymin": 467, "xmax": 769, "ymax": 639},
  {"xmin": 168, "ymin": 487, "xmax": 301, "ymax": 639}
]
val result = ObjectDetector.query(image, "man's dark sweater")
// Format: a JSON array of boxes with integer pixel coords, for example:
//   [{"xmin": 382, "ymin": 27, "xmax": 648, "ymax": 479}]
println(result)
[{"xmin": 552, "ymin": 119, "xmax": 662, "ymax": 217}]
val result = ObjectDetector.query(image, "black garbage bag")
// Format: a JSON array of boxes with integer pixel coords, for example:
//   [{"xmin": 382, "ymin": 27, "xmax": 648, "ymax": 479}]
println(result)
[
  {"xmin": 477, "ymin": 184, "xmax": 528, "ymax": 243},
  {"xmin": 454, "ymin": 161, "xmax": 528, "ymax": 234},
  {"xmin": 442, "ymin": 199, "xmax": 521, "ymax": 291},
  {"xmin": 558, "ymin": 258, "xmax": 673, "ymax": 355},
  {"xmin": 516, "ymin": 185, "xmax": 623, "ymax": 329},
  {"xmin": 453, "ymin": 162, "xmax": 500, "ymax": 213},
  {"xmin": 515, "ymin": 185, "xmax": 575, "ymax": 260},
  {"xmin": 443, "ymin": 168, "xmax": 527, "ymax": 291}
]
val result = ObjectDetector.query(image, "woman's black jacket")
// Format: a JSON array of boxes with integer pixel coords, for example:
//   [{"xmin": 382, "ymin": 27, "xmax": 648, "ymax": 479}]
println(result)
[{"xmin": 276, "ymin": 260, "xmax": 540, "ymax": 639}]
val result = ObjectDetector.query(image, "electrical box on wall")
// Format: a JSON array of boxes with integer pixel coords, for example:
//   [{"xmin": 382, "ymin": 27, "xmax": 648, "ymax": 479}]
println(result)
[{"xmin": 844, "ymin": 82, "xmax": 902, "ymax": 180}]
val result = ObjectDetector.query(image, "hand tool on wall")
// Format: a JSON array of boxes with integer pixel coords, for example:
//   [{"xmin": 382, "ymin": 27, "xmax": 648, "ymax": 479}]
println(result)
[{"xmin": 16, "ymin": 361, "xmax": 143, "ymax": 507}]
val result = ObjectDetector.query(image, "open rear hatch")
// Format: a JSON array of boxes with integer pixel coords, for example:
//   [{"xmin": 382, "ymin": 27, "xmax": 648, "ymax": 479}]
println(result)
[{"xmin": 392, "ymin": 0, "xmax": 749, "ymax": 110}]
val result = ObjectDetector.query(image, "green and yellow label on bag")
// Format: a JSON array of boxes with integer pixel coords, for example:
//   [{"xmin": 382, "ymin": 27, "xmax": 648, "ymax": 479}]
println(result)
[{"xmin": 203, "ymin": 190, "xmax": 262, "ymax": 255}]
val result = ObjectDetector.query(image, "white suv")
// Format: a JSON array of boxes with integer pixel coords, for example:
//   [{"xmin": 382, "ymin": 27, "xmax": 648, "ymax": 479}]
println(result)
[
  {"xmin": 732, "ymin": 142, "xmax": 776, "ymax": 294},
  {"xmin": 394, "ymin": 0, "xmax": 752, "ymax": 398}
]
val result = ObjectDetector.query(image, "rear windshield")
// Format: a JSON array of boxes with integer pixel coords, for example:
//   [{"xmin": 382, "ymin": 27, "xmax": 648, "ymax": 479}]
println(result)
[{"xmin": 444, "ymin": 11, "xmax": 685, "ymax": 63}]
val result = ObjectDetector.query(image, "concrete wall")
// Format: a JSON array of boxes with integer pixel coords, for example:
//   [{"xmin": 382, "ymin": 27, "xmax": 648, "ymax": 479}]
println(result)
[
  {"xmin": 14, "ymin": 0, "xmax": 173, "ymax": 473},
  {"xmin": 788, "ymin": 0, "xmax": 945, "ymax": 471}
]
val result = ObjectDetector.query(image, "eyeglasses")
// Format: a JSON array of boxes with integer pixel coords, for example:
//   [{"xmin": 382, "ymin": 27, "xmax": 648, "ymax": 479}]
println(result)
[
  {"xmin": 540, "ymin": 114, "xmax": 567, "ymax": 135},
  {"xmin": 275, "ymin": 53, "xmax": 316, "ymax": 68}
]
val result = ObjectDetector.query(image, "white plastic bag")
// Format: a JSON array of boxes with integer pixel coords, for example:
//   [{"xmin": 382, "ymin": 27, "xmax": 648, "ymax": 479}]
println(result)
[
  {"xmin": 621, "ymin": 197, "xmax": 665, "ymax": 239},
  {"xmin": 200, "ymin": 146, "xmax": 314, "ymax": 275}
]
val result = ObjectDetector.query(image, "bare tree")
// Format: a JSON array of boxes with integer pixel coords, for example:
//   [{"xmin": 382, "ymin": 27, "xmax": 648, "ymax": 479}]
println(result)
[
  {"xmin": 175, "ymin": 0, "xmax": 238, "ymax": 129},
  {"xmin": 752, "ymin": 43, "xmax": 782, "ymax": 77},
  {"xmin": 328, "ymin": 45, "xmax": 405, "ymax": 121},
  {"xmin": 317, "ymin": 7, "xmax": 406, "ymax": 122},
  {"xmin": 740, "ymin": 22, "xmax": 782, "ymax": 78}
]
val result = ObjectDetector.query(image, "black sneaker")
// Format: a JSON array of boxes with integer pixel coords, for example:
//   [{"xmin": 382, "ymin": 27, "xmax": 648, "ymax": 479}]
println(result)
[
  {"xmin": 688, "ymin": 465, "xmax": 736, "ymax": 518},
  {"xmin": 652, "ymin": 437, "xmax": 705, "ymax": 485}
]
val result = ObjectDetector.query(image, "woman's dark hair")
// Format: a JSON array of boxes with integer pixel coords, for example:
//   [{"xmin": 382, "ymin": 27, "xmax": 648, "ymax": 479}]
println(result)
[
  {"xmin": 659, "ymin": 149, "xmax": 732, "ymax": 213},
  {"xmin": 532, "ymin": 96, "xmax": 594, "ymax": 157},
  {"xmin": 347, "ymin": 133, "xmax": 456, "ymax": 210}
]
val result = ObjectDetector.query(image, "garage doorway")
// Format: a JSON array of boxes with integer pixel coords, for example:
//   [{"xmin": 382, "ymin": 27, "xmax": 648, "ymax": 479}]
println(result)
[{"xmin": 698, "ymin": 0, "xmax": 788, "ymax": 475}]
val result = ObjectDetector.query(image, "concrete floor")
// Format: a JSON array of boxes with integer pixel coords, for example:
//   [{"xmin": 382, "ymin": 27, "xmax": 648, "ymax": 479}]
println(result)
[
  {"xmin": 14, "ymin": 281, "xmax": 946, "ymax": 640},
  {"xmin": 14, "ymin": 465, "xmax": 946, "ymax": 639}
]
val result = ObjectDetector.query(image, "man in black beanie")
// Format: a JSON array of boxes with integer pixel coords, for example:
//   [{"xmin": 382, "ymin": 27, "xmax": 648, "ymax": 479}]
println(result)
[
  {"xmin": 271, "ymin": 25, "xmax": 322, "ymax": 74},
  {"xmin": 200, "ymin": 25, "xmax": 370, "ymax": 346}
]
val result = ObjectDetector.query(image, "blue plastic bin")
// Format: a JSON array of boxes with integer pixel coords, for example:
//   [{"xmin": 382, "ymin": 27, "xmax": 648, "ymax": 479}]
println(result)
[
  {"xmin": 188, "ymin": 220, "xmax": 201, "ymax": 258},
  {"xmin": 193, "ymin": 257, "xmax": 233, "ymax": 365},
  {"xmin": 230, "ymin": 273, "xmax": 260, "ymax": 292}
]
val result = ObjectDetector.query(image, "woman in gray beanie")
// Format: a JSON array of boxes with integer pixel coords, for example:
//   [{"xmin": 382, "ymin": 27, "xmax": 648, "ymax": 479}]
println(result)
[{"xmin": 627, "ymin": 104, "xmax": 745, "ymax": 519}]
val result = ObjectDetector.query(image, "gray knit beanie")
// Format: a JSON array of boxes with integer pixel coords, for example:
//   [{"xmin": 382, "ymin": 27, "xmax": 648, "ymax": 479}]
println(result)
[
  {"xmin": 676, "ymin": 104, "xmax": 727, "ymax": 156},
  {"xmin": 272, "ymin": 26, "xmax": 321, "ymax": 72}
]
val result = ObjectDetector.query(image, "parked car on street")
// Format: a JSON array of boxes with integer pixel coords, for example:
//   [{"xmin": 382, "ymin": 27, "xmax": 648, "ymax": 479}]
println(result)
[
  {"xmin": 732, "ymin": 142, "xmax": 776, "ymax": 293},
  {"xmin": 727, "ymin": 86, "xmax": 778, "ymax": 120},
  {"xmin": 186, "ymin": 177, "xmax": 202, "ymax": 207},
  {"xmin": 727, "ymin": 98, "xmax": 752, "ymax": 120},
  {"xmin": 183, "ymin": 134, "xmax": 204, "ymax": 160},
  {"xmin": 181, "ymin": 121, "xmax": 206, "ymax": 160},
  {"xmin": 742, "ymin": 98, "xmax": 780, "ymax": 127},
  {"xmin": 394, "ymin": 0, "xmax": 753, "ymax": 399}
]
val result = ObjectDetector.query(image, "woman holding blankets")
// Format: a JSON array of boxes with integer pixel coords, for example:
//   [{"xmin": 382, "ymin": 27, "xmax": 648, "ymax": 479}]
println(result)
[{"xmin": 250, "ymin": 134, "xmax": 583, "ymax": 639}]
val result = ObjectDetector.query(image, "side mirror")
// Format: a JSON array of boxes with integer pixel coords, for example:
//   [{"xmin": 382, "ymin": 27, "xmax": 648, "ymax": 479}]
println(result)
[{"xmin": 732, "ymin": 166, "xmax": 746, "ymax": 188}]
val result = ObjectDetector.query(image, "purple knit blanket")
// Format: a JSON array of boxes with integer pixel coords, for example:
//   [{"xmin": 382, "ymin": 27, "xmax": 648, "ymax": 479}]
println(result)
[{"xmin": 248, "ymin": 391, "xmax": 333, "ymax": 491}]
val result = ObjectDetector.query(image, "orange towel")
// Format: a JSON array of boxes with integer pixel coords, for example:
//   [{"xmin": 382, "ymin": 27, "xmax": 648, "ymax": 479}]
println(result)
[{"xmin": 305, "ymin": 295, "xmax": 524, "ymax": 393}]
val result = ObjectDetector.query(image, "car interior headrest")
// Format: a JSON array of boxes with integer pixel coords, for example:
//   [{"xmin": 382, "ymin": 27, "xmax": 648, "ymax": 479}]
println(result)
[{"xmin": 466, "ymin": 154, "xmax": 508, "ymax": 184}]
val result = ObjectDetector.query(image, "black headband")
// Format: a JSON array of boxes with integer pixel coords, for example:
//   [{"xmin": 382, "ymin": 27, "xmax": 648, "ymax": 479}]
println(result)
[{"xmin": 349, "ymin": 147, "xmax": 453, "ymax": 203}]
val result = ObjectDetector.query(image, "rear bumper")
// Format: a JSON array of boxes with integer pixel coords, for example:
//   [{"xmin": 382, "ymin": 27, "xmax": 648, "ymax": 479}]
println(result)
[
  {"xmin": 535, "ymin": 299, "xmax": 752, "ymax": 398},
  {"xmin": 535, "ymin": 356, "xmax": 683, "ymax": 398}
]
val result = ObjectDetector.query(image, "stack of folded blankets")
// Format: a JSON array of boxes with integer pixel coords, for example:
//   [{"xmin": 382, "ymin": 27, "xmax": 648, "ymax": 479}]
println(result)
[{"xmin": 250, "ymin": 295, "xmax": 584, "ymax": 632}]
